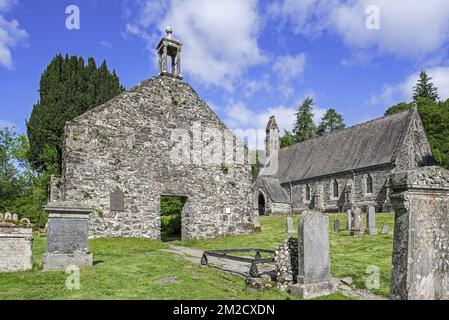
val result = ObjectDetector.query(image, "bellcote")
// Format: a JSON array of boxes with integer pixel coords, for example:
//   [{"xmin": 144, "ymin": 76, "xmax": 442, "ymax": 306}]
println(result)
[{"xmin": 157, "ymin": 27, "xmax": 183, "ymax": 80}]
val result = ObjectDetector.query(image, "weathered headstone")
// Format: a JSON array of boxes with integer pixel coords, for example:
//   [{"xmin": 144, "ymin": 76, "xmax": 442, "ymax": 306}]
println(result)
[
  {"xmin": 0, "ymin": 214, "xmax": 3, "ymax": 220},
  {"xmin": 350, "ymin": 208, "xmax": 363, "ymax": 237},
  {"xmin": 42, "ymin": 201, "xmax": 93, "ymax": 271},
  {"xmin": 346, "ymin": 210, "xmax": 352, "ymax": 231},
  {"xmin": 334, "ymin": 219, "xmax": 340, "ymax": 233},
  {"xmin": 381, "ymin": 224, "xmax": 389, "ymax": 234},
  {"xmin": 286, "ymin": 217, "xmax": 294, "ymax": 234},
  {"xmin": 253, "ymin": 216, "xmax": 261, "ymax": 233},
  {"xmin": 366, "ymin": 206, "xmax": 377, "ymax": 235},
  {"xmin": 0, "ymin": 218, "xmax": 33, "ymax": 272},
  {"xmin": 4, "ymin": 213, "xmax": 11, "ymax": 220},
  {"xmin": 12, "ymin": 214, "xmax": 18, "ymax": 221},
  {"xmin": 390, "ymin": 166, "xmax": 449, "ymax": 300},
  {"xmin": 290, "ymin": 211, "xmax": 336, "ymax": 299}
]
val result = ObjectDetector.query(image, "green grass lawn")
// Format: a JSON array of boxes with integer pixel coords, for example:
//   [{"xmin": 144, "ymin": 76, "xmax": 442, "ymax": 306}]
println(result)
[
  {"xmin": 178, "ymin": 213, "xmax": 395, "ymax": 297},
  {"xmin": 0, "ymin": 213, "xmax": 394, "ymax": 300}
]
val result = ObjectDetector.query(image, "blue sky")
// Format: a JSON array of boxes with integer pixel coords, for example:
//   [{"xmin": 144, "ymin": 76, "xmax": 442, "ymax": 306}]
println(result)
[{"xmin": 1, "ymin": 0, "xmax": 449, "ymax": 149}]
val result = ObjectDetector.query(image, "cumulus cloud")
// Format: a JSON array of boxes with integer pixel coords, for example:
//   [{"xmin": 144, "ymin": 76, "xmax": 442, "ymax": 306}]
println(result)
[
  {"xmin": 0, "ymin": 0, "xmax": 27, "ymax": 69},
  {"xmin": 269, "ymin": 0, "xmax": 449, "ymax": 61},
  {"xmin": 370, "ymin": 66, "xmax": 449, "ymax": 106},
  {"xmin": 124, "ymin": 0, "xmax": 265, "ymax": 90},
  {"xmin": 222, "ymin": 100, "xmax": 327, "ymax": 150}
]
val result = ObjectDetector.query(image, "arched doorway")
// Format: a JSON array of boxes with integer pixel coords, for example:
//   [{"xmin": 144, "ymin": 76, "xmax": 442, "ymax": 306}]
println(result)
[{"xmin": 258, "ymin": 193, "xmax": 266, "ymax": 216}]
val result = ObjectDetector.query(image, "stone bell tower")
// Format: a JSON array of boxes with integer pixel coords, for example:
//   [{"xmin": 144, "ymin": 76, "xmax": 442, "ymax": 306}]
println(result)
[
  {"xmin": 265, "ymin": 116, "xmax": 280, "ymax": 158},
  {"xmin": 157, "ymin": 26, "xmax": 183, "ymax": 80}
]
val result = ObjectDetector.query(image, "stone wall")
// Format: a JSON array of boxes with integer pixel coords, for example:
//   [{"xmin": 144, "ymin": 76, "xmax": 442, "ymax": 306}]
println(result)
[
  {"xmin": 0, "ymin": 223, "xmax": 33, "ymax": 272},
  {"xmin": 274, "ymin": 237, "xmax": 298, "ymax": 292},
  {"xmin": 284, "ymin": 166, "xmax": 392, "ymax": 213},
  {"xmin": 60, "ymin": 76, "xmax": 254, "ymax": 240}
]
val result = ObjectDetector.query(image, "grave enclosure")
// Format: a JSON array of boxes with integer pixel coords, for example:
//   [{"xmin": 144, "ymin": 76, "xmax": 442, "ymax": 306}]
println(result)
[{"xmin": 0, "ymin": 215, "xmax": 33, "ymax": 273}]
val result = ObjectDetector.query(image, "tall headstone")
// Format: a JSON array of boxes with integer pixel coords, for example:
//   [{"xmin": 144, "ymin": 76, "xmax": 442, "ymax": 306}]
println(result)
[
  {"xmin": 366, "ymin": 206, "xmax": 377, "ymax": 235},
  {"xmin": 290, "ymin": 211, "xmax": 336, "ymax": 299},
  {"xmin": 350, "ymin": 207, "xmax": 363, "ymax": 237},
  {"xmin": 286, "ymin": 217, "xmax": 294, "ymax": 234},
  {"xmin": 381, "ymin": 224, "xmax": 389, "ymax": 234},
  {"xmin": 43, "ymin": 201, "xmax": 93, "ymax": 271},
  {"xmin": 334, "ymin": 219, "xmax": 340, "ymax": 233},
  {"xmin": 346, "ymin": 210, "xmax": 352, "ymax": 231},
  {"xmin": 390, "ymin": 166, "xmax": 449, "ymax": 300}
]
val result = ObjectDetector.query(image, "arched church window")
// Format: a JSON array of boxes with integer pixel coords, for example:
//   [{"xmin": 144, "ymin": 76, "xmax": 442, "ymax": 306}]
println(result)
[
  {"xmin": 305, "ymin": 185, "xmax": 311, "ymax": 202},
  {"xmin": 333, "ymin": 179, "xmax": 339, "ymax": 198},
  {"xmin": 366, "ymin": 174, "xmax": 374, "ymax": 194}
]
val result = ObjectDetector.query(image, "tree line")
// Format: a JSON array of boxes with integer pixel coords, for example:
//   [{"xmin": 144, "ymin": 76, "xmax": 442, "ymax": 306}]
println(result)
[{"xmin": 1, "ymin": 54, "xmax": 124, "ymax": 226}]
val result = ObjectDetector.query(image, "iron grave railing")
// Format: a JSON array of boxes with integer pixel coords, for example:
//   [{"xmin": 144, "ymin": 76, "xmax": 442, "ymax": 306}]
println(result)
[{"xmin": 201, "ymin": 249, "xmax": 275, "ymax": 277}]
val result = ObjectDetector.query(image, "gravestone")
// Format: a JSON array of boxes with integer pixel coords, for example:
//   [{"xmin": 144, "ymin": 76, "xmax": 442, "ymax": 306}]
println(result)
[
  {"xmin": 366, "ymin": 206, "xmax": 377, "ymax": 235},
  {"xmin": 350, "ymin": 208, "xmax": 363, "ymax": 237},
  {"xmin": 334, "ymin": 219, "xmax": 340, "ymax": 233},
  {"xmin": 0, "ymin": 218, "xmax": 33, "ymax": 272},
  {"xmin": 346, "ymin": 210, "xmax": 352, "ymax": 231},
  {"xmin": 110, "ymin": 187, "xmax": 125, "ymax": 212},
  {"xmin": 253, "ymin": 216, "xmax": 261, "ymax": 233},
  {"xmin": 286, "ymin": 217, "xmax": 294, "ymax": 234},
  {"xmin": 42, "ymin": 201, "xmax": 93, "ymax": 271},
  {"xmin": 381, "ymin": 224, "xmax": 389, "ymax": 234},
  {"xmin": 390, "ymin": 166, "xmax": 449, "ymax": 300},
  {"xmin": 0, "ymin": 214, "xmax": 3, "ymax": 220},
  {"xmin": 12, "ymin": 214, "xmax": 18, "ymax": 221},
  {"xmin": 4, "ymin": 213, "xmax": 11, "ymax": 220},
  {"xmin": 290, "ymin": 211, "xmax": 336, "ymax": 299}
]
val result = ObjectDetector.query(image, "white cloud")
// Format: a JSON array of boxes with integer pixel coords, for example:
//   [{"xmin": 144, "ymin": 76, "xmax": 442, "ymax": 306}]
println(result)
[
  {"xmin": 222, "ymin": 100, "xmax": 327, "ymax": 149},
  {"xmin": 0, "ymin": 1, "xmax": 27, "ymax": 69},
  {"xmin": 0, "ymin": 120, "xmax": 15, "ymax": 128},
  {"xmin": 371, "ymin": 66, "xmax": 449, "ymax": 106},
  {"xmin": 124, "ymin": 0, "xmax": 265, "ymax": 90},
  {"xmin": 100, "ymin": 40, "xmax": 112, "ymax": 48},
  {"xmin": 269, "ymin": 0, "xmax": 449, "ymax": 61},
  {"xmin": 272, "ymin": 54, "xmax": 306, "ymax": 80}
]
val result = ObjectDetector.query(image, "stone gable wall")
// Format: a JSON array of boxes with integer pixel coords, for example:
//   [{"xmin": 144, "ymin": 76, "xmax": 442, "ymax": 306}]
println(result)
[{"xmin": 61, "ymin": 77, "xmax": 253, "ymax": 240}]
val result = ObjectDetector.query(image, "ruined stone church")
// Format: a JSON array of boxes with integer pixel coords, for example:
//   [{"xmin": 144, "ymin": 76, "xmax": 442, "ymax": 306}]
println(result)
[
  {"xmin": 254, "ymin": 108, "xmax": 435, "ymax": 215},
  {"xmin": 51, "ymin": 28, "xmax": 254, "ymax": 240}
]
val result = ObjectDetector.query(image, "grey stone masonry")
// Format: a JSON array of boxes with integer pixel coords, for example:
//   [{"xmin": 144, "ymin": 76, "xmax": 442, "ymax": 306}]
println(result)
[
  {"xmin": 274, "ymin": 237, "xmax": 298, "ymax": 292},
  {"xmin": 43, "ymin": 201, "xmax": 93, "ymax": 271},
  {"xmin": 290, "ymin": 211, "xmax": 336, "ymax": 299},
  {"xmin": 61, "ymin": 76, "xmax": 253, "ymax": 240},
  {"xmin": 390, "ymin": 166, "xmax": 449, "ymax": 300},
  {"xmin": 366, "ymin": 206, "xmax": 377, "ymax": 235},
  {"xmin": 346, "ymin": 209, "xmax": 352, "ymax": 231},
  {"xmin": 0, "ymin": 219, "xmax": 33, "ymax": 272}
]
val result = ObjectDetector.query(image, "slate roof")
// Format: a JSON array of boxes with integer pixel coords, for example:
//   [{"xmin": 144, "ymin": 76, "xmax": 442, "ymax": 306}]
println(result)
[
  {"xmin": 269, "ymin": 108, "xmax": 415, "ymax": 184},
  {"xmin": 259, "ymin": 177, "xmax": 290, "ymax": 203}
]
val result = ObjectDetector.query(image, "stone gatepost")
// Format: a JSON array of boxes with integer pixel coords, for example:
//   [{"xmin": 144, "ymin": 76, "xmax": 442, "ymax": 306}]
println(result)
[
  {"xmin": 43, "ymin": 201, "xmax": 93, "ymax": 271},
  {"xmin": 290, "ymin": 211, "xmax": 336, "ymax": 299},
  {"xmin": 390, "ymin": 166, "xmax": 449, "ymax": 300},
  {"xmin": 0, "ymin": 218, "xmax": 33, "ymax": 272}
]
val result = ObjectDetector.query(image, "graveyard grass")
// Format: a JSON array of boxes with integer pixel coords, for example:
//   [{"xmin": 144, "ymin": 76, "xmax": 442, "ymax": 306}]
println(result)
[{"xmin": 0, "ymin": 214, "xmax": 394, "ymax": 300}]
